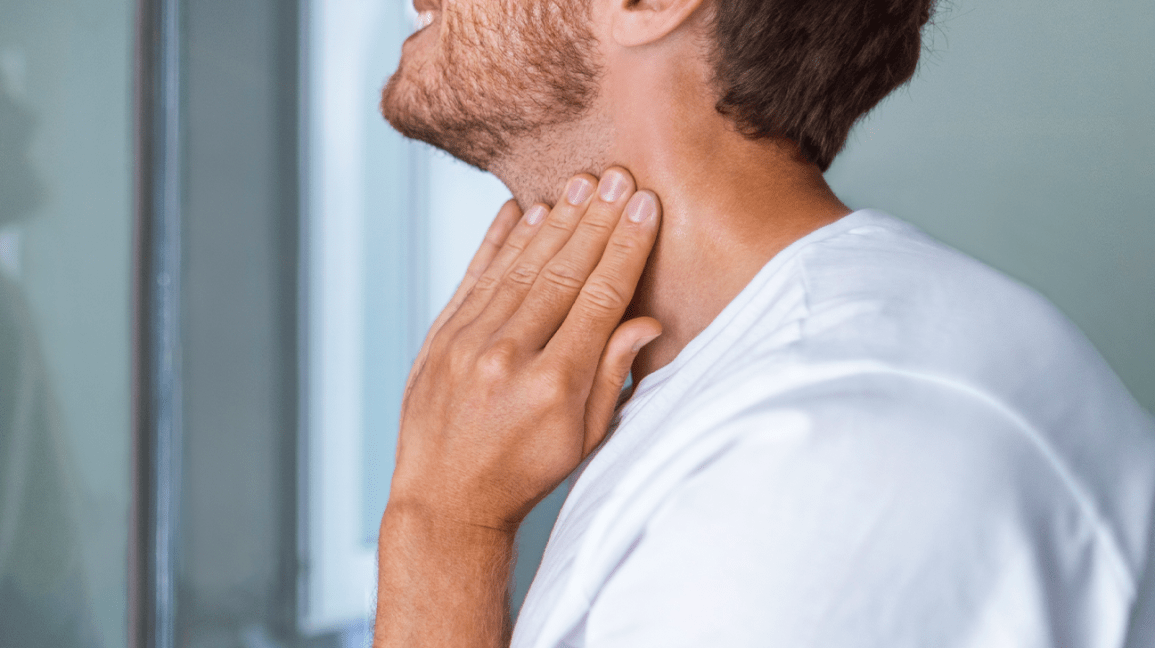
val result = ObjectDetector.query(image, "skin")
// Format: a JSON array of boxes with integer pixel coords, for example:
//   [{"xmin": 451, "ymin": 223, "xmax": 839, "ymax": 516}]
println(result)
[{"xmin": 375, "ymin": 0, "xmax": 852, "ymax": 645}]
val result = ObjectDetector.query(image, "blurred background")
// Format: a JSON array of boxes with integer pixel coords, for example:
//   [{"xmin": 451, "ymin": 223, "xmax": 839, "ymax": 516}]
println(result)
[{"xmin": 0, "ymin": 0, "xmax": 1151, "ymax": 647}]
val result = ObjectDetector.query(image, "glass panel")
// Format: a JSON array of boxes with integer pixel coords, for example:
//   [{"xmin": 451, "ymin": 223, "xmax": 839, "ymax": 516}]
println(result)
[
  {"xmin": 0, "ymin": 2, "xmax": 134, "ymax": 647},
  {"xmin": 175, "ymin": 1, "xmax": 302, "ymax": 647}
]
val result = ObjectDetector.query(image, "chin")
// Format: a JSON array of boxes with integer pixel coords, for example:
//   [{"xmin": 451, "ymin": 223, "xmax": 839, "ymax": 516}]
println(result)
[
  {"xmin": 379, "ymin": 0, "xmax": 603, "ymax": 187},
  {"xmin": 380, "ymin": 76, "xmax": 509, "ymax": 172}
]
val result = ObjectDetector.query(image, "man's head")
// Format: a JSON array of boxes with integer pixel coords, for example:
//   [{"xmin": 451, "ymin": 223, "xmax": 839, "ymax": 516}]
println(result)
[{"xmin": 381, "ymin": 0, "xmax": 936, "ymax": 187}]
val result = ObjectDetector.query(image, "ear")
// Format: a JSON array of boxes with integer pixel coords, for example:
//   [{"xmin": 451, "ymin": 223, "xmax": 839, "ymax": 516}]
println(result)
[{"xmin": 609, "ymin": 0, "xmax": 707, "ymax": 48}]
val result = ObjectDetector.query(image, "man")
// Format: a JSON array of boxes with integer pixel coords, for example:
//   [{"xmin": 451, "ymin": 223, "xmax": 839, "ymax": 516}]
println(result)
[{"xmin": 374, "ymin": 0, "xmax": 1155, "ymax": 646}]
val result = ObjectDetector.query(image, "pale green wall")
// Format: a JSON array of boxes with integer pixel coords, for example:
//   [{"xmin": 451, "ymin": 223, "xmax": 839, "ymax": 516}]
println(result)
[{"xmin": 827, "ymin": 0, "xmax": 1155, "ymax": 414}]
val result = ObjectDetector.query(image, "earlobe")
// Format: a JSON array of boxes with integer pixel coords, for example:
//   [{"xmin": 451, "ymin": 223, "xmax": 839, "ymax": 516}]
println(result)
[{"xmin": 609, "ymin": 0, "xmax": 706, "ymax": 48}]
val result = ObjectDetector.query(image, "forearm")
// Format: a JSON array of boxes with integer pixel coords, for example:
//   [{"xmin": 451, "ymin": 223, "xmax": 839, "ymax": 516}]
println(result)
[{"xmin": 373, "ymin": 500, "xmax": 516, "ymax": 648}]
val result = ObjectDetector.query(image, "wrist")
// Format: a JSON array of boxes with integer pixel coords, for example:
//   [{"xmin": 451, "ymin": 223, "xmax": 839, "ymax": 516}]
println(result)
[
  {"xmin": 381, "ymin": 498, "xmax": 518, "ymax": 548},
  {"xmin": 375, "ymin": 498, "xmax": 515, "ymax": 647}
]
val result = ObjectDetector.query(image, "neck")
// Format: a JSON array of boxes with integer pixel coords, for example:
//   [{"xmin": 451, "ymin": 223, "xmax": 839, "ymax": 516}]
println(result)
[
  {"xmin": 624, "ymin": 132, "xmax": 851, "ymax": 383},
  {"xmin": 489, "ymin": 76, "xmax": 850, "ymax": 385}
]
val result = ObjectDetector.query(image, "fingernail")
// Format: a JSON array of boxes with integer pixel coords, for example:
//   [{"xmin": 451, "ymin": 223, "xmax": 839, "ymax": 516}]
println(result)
[
  {"xmin": 524, "ymin": 205, "xmax": 548, "ymax": 225},
  {"xmin": 566, "ymin": 177, "xmax": 594, "ymax": 205},
  {"xmin": 626, "ymin": 191, "xmax": 657, "ymax": 223},
  {"xmin": 598, "ymin": 171, "xmax": 629, "ymax": 203}
]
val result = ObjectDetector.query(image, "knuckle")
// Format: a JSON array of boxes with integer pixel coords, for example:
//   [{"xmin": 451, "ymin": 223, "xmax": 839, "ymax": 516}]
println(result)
[
  {"xmin": 544, "ymin": 214, "xmax": 577, "ymax": 233},
  {"xmin": 606, "ymin": 233, "xmax": 644, "ymax": 257},
  {"xmin": 536, "ymin": 370, "xmax": 573, "ymax": 407},
  {"xmin": 476, "ymin": 338, "xmax": 519, "ymax": 381},
  {"xmin": 505, "ymin": 263, "xmax": 539, "ymax": 287},
  {"xmin": 472, "ymin": 273, "xmax": 500, "ymax": 292},
  {"xmin": 578, "ymin": 211, "xmax": 616, "ymax": 235},
  {"xmin": 580, "ymin": 279, "xmax": 629, "ymax": 313},
  {"xmin": 463, "ymin": 266, "xmax": 485, "ymax": 283},
  {"xmin": 446, "ymin": 346, "xmax": 471, "ymax": 377},
  {"xmin": 540, "ymin": 263, "xmax": 586, "ymax": 292},
  {"xmin": 443, "ymin": 326, "xmax": 475, "ymax": 358},
  {"xmin": 503, "ymin": 237, "xmax": 528, "ymax": 254},
  {"xmin": 483, "ymin": 228, "xmax": 506, "ymax": 247}
]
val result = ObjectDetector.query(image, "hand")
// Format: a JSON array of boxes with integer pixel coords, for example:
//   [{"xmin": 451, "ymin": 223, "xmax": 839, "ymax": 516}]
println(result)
[{"xmin": 388, "ymin": 167, "xmax": 662, "ymax": 532}]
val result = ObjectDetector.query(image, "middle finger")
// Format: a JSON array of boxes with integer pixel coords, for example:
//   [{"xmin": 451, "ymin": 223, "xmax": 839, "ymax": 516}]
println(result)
[
  {"xmin": 497, "ymin": 168, "xmax": 638, "ymax": 350},
  {"xmin": 464, "ymin": 172, "xmax": 614, "ymax": 333}
]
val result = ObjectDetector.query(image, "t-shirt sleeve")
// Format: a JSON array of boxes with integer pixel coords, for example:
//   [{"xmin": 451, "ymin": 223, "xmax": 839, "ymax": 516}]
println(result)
[{"xmin": 582, "ymin": 379, "xmax": 1138, "ymax": 648}]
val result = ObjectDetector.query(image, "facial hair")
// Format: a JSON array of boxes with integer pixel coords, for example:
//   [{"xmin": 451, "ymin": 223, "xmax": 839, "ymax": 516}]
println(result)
[{"xmin": 380, "ymin": 0, "xmax": 601, "ymax": 173}]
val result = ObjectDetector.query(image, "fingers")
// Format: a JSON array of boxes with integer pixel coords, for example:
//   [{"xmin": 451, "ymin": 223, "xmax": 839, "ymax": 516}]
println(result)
[
  {"xmin": 443, "ymin": 200, "xmax": 551, "ymax": 333},
  {"xmin": 436, "ymin": 199, "xmax": 522, "ymax": 330},
  {"xmin": 464, "ymin": 173, "xmax": 606, "ymax": 334},
  {"xmin": 499, "ymin": 168, "xmax": 639, "ymax": 349},
  {"xmin": 546, "ymin": 188, "xmax": 661, "ymax": 370},
  {"xmin": 583, "ymin": 317, "xmax": 662, "ymax": 456},
  {"xmin": 404, "ymin": 199, "xmax": 523, "ymax": 399}
]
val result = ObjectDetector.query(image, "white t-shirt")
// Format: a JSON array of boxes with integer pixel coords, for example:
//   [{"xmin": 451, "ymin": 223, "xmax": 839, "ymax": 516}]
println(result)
[{"xmin": 511, "ymin": 210, "xmax": 1155, "ymax": 648}]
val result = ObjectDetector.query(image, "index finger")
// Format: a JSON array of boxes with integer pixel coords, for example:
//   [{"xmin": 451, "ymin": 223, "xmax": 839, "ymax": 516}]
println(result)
[
  {"xmin": 406, "ymin": 199, "xmax": 522, "ymax": 395},
  {"xmin": 544, "ymin": 189, "xmax": 661, "ymax": 370},
  {"xmin": 451, "ymin": 199, "xmax": 524, "ymax": 310}
]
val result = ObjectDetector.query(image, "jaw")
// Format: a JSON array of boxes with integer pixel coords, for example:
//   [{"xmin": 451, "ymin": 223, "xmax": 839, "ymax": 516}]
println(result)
[
  {"xmin": 384, "ymin": 0, "xmax": 609, "ymax": 203},
  {"xmin": 487, "ymin": 107, "xmax": 617, "ymax": 210}
]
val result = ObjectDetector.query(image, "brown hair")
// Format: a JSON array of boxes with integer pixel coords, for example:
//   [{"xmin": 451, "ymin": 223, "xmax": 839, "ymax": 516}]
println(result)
[{"xmin": 710, "ymin": 0, "xmax": 937, "ymax": 171}]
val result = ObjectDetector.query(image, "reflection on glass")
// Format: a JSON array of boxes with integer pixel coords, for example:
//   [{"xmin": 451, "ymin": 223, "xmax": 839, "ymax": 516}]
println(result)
[
  {"xmin": 0, "ymin": 2, "xmax": 133, "ymax": 646},
  {"xmin": 0, "ymin": 60, "xmax": 99, "ymax": 648}
]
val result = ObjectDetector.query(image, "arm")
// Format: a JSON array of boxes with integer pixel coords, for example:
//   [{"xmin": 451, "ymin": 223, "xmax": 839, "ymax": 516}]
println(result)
[{"xmin": 373, "ymin": 168, "xmax": 662, "ymax": 647}]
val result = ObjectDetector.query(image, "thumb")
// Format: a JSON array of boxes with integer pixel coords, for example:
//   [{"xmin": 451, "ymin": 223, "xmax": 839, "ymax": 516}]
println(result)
[{"xmin": 584, "ymin": 316, "xmax": 662, "ymax": 457}]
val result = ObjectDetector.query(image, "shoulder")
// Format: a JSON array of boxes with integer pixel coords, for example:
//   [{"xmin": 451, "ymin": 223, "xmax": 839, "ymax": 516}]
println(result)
[
  {"xmin": 788, "ymin": 210, "xmax": 1084, "ymax": 369},
  {"xmin": 709, "ymin": 211, "xmax": 1155, "ymax": 571},
  {"xmin": 587, "ymin": 376, "xmax": 1153, "ymax": 647},
  {"xmin": 706, "ymin": 210, "xmax": 1122, "ymax": 426},
  {"xmin": 658, "ymin": 372, "xmax": 1110, "ymax": 533},
  {"xmin": 560, "ymin": 213, "xmax": 1155, "ymax": 646}
]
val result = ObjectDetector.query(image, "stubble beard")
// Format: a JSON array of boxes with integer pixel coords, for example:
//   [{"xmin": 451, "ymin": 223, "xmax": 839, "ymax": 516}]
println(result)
[{"xmin": 380, "ymin": 0, "xmax": 609, "ymax": 205}]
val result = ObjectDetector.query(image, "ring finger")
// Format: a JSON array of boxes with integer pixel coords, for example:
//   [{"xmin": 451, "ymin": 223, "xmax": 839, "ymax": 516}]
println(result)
[{"xmin": 460, "ymin": 173, "xmax": 602, "ymax": 333}]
